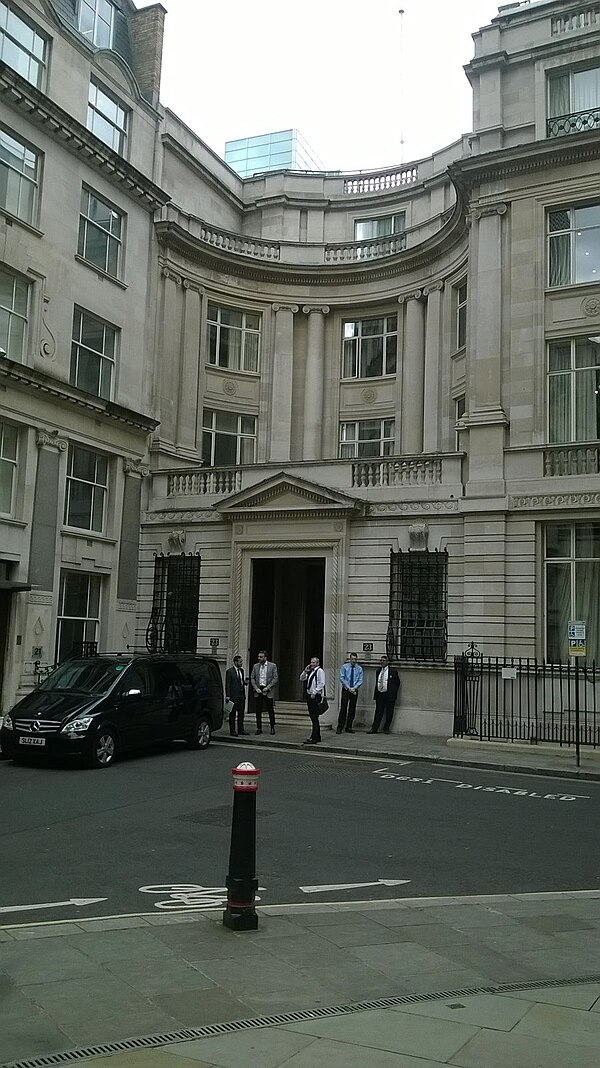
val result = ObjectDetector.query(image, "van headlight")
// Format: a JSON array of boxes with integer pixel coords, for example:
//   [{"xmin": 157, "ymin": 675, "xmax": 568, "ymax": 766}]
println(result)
[
  {"xmin": 61, "ymin": 717, "xmax": 94, "ymax": 735},
  {"xmin": 1, "ymin": 713, "xmax": 13, "ymax": 731}
]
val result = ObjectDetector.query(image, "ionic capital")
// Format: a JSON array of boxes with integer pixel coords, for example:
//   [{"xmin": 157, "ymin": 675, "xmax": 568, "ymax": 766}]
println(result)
[
  {"xmin": 272, "ymin": 303, "xmax": 299, "ymax": 313},
  {"xmin": 398, "ymin": 290, "xmax": 423, "ymax": 304},
  {"xmin": 123, "ymin": 457, "xmax": 150, "ymax": 477},
  {"xmin": 423, "ymin": 281, "xmax": 444, "ymax": 296},
  {"xmin": 472, "ymin": 202, "xmax": 508, "ymax": 222},
  {"xmin": 302, "ymin": 305, "xmax": 330, "ymax": 316}
]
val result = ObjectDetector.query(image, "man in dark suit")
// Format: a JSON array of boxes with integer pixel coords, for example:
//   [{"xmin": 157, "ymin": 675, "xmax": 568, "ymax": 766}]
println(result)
[
  {"xmin": 368, "ymin": 655, "xmax": 400, "ymax": 735},
  {"xmin": 225, "ymin": 655, "xmax": 248, "ymax": 736}
]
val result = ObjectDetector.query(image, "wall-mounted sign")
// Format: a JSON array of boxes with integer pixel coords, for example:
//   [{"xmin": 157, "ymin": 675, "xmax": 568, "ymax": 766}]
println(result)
[
  {"xmin": 209, "ymin": 637, "xmax": 220, "ymax": 647},
  {"xmin": 362, "ymin": 642, "xmax": 374, "ymax": 652},
  {"xmin": 568, "ymin": 621, "xmax": 586, "ymax": 658}
]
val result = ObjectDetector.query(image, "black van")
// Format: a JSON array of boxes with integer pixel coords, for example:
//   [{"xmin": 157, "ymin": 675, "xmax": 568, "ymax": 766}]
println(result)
[{"xmin": 0, "ymin": 654, "xmax": 224, "ymax": 769}]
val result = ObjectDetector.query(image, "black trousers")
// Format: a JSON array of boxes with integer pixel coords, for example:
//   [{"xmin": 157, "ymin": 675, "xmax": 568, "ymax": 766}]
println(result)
[
  {"xmin": 306, "ymin": 695, "xmax": 322, "ymax": 741},
  {"xmin": 372, "ymin": 693, "xmax": 396, "ymax": 733},
  {"xmin": 228, "ymin": 699, "xmax": 245, "ymax": 734},
  {"xmin": 337, "ymin": 689, "xmax": 358, "ymax": 731},
  {"xmin": 254, "ymin": 693, "xmax": 275, "ymax": 731}
]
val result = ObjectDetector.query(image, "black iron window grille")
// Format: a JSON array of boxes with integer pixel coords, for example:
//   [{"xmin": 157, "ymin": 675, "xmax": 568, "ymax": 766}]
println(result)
[
  {"xmin": 145, "ymin": 552, "xmax": 201, "ymax": 654},
  {"xmin": 386, "ymin": 549, "xmax": 448, "ymax": 662}
]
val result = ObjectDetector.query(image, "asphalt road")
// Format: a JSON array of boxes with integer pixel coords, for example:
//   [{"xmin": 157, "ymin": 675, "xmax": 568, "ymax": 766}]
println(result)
[{"xmin": 1, "ymin": 741, "xmax": 599, "ymax": 924}]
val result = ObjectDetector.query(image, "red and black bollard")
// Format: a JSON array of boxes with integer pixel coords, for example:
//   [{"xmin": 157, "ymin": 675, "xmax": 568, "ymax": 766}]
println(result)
[{"xmin": 222, "ymin": 761, "xmax": 260, "ymax": 930}]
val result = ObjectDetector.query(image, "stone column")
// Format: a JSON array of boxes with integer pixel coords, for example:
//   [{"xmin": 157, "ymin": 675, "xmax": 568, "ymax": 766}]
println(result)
[
  {"xmin": 400, "ymin": 292, "xmax": 425, "ymax": 455},
  {"xmin": 177, "ymin": 280, "xmax": 202, "ymax": 456},
  {"xmin": 423, "ymin": 282, "xmax": 444, "ymax": 453},
  {"xmin": 270, "ymin": 303, "xmax": 298, "ymax": 461},
  {"xmin": 302, "ymin": 305, "xmax": 329, "ymax": 460},
  {"xmin": 466, "ymin": 202, "xmax": 509, "ymax": 496},
  {"xmin": 29, "ymin": 430, "xmax": 67, "ymax": 592}
]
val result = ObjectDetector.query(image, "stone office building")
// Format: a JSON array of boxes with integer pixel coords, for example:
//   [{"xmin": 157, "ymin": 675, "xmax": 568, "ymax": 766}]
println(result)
[
  {"xmin": 2, "ymin": 0, "xmax": 600, "ymax": 736},
  {"xmin": 0, "ymin": 0, "xmax": 166, "ymax": 705}
]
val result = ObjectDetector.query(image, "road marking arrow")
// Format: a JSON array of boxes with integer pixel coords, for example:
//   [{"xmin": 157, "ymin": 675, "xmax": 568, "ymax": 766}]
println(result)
[
  {"xmin": 0, "ymin": 897, "xmax": 107, "ymax": 915},
  {"xmin": 299, "ymin": 879, "xmax": 410, "ymax": 894}
]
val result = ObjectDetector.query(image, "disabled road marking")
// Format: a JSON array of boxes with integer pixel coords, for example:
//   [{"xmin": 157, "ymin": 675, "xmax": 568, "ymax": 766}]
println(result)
[{"xmin": 371, "ymin": 767, "xmax": 589, "ymax": 802}]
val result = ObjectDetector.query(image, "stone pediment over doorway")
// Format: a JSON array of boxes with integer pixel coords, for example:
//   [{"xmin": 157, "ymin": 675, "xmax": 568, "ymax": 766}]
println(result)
[{"xmin": 213, "ymin": 472, "xmax": 365, "ymax": 521}]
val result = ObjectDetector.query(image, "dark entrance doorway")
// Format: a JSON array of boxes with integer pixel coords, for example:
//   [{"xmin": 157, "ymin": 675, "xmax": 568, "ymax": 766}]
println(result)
[{"xmin": 249, "ymin": 558, "xmax": 325, "ymax": 700}]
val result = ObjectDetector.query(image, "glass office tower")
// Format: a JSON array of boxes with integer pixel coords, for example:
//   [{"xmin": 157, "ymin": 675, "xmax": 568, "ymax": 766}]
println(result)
[{"xmin": 224, "ymin": 129, "xmax": 324, "ymax": 177}]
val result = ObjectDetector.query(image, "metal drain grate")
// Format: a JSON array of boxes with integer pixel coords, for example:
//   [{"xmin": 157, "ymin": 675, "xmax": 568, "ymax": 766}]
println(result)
[
  {"xmin": 293, "ymin": 761, "xmax": 367, "ymax": 778},
  {"xmin": 3, "ymin": 973, "xmax": 600, "ymax": 1068}
]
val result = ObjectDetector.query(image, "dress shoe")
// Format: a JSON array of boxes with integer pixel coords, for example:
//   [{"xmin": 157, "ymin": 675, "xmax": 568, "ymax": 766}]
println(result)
[
  {"xmin": 345, "ymin": 729, "xmax": 355, "ymax": 734},
  {"xmin": 367, "ymin": 729, "xmax": 377, "ymax": 734},
  {"xmin": 255, "ymin": 729, "xmax": 262, "ymax": 735},
  {"xmin": 238, "ymin": 730, "xmax": 247, "ymax": 736},
  {"xmin": 336, "ymin": 728, "xmax": 343, "ymax": 735},
  {"xmin": 270, "ymin": 727, "xmax": 276, "ymax": 735},
  {"xmin": 303, "ymin": 738, "xmax": 317, "ymax": 744}
]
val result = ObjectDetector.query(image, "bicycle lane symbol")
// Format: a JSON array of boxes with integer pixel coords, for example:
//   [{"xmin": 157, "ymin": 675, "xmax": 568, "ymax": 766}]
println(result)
[{"xmin": 138, "ymin": 883, "xmax": 266, "ymax": 910}]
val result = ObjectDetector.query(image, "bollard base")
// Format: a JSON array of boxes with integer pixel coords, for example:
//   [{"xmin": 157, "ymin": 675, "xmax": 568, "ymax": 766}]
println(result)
[{"xmin": 222, "ymin": 907, "xmax": 258, "ymax": 931}]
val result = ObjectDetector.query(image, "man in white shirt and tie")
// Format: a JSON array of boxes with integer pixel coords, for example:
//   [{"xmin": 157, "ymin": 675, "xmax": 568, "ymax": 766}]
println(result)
[
  {"xmin": 225, "ymin": 655, "xmax": 248, "ymax": 736},
  {"xmin": 368, "ymin": 655, "xmax": 400, "ymax": 735},
  {"xmin": 300, "ymin": 656, "xmax": 326, "ymax": 744}
]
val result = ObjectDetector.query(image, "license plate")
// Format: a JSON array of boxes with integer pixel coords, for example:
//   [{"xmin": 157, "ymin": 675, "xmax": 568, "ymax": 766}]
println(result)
[{"xmin": 19, "ymin": 736, "xmax": 46, "ymax": 747}]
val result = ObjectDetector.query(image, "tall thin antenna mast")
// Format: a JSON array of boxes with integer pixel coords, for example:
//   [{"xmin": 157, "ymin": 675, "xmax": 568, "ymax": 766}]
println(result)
[{"xmin": 398, "ymin": 8, "xmax": 405, "ymax": 162}]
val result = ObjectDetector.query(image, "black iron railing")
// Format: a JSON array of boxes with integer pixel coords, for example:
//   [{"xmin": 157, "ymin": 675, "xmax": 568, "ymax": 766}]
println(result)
[
  {"xmin": 547, "ymin": 107, "xmax": 600, "ymax": 137},
  {"xmin": 454, "ymin": 646, "xmax": 600, "ymax": 748}
]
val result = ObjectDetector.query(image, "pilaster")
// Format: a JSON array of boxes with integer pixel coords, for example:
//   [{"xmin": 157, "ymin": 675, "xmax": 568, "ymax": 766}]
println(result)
[
  {"xmin": 400, "ymin": 291, "xmax": 425, "ymax": 454},
  {"xmin": 270, "ymin": 303, "xmax": 299, "ymax": 461},
  {"xmin": 302, "ymin": 305, "xmax": 329, "ymax": 460}
]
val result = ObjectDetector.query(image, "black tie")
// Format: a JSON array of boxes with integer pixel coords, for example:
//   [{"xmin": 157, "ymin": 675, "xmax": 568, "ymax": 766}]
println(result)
[{"xmin": 238, "ymin": 669, "xmax": 243, "ymax": 685}]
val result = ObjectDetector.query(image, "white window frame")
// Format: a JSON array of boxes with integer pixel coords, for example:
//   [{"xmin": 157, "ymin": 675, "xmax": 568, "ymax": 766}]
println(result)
[
  {"xmin": 0, "ymin": 265, "xmax": 29, "ymax": 361},
  {"xmin": 0, "ymin": 124, "xmax": 40, "ymax": 225},
  {"xmin": 339, "ymin": 418, "xmax": 395, "ymax": 459},
  {"xmin": 202, "ymin": 409, "xmax": 257, "ymax": 466},
  {"xmin": 56, "ymin": 569, "xmax": 101, "ymax": 663},
  {"xmin": 0, "ymin": 1, "xmax": 47, "ymax": 89},
  {"xmin": 548, "ymin": 203, "xmax": 600, "ymax": 288},
  {"xmin": 87, "ymin": 78, "xmax": 128, "ymax": 154},
  {"xmin": 78, "ymin": 186, "xmax": 124, "ymax": 277},
  {"xmin": 207, "ymin": 302, "xmax": 261, "ymax": 373},
  {"xmin": 0, "ymin": 418, "xmax": 17, "ymax": 514},
  {"xmin": 342, "ymin": 315, "xmax": 398, "ymax": 380},
  {"xmin": 70, "ymin": 307, "xmax": 117, "ymax": 400},
  {"xmin": 64, "ymin": 443, "xmax": 108, "ymax": 532},
  {"xmin": 78, "ymin": 0, "xmax": 114, "ymax": 49}
]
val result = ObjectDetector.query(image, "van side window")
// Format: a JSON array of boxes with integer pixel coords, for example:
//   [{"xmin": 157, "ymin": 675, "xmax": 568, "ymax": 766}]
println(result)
[
  {"xmin": 119, "ymin": 664, "xmax": 150, "ymax": 696},
  {"xmin": 179, "ymin": 661, "xmax": 221, "ymax": 715}
]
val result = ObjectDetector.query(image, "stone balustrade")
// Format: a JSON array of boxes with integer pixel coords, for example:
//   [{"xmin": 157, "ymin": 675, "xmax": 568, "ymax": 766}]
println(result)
[
  {"xmin": 198, "ymin": 223, "xmax": 280, "ymax": 260},
  {"xmin": 544, "ymin": 445, "xmax": 600, "ymax": 477},
  {"xmin": 343, "ymin": 167, "xmax": 419, "ymax": 194},
  {"xmin": 168, "ymin": 469, "xmax": 242, "ymax": 496},
  {"xmin": 551, "ymin": 6, "xmax": 600, "ymax": 34},
  {"xmin": 352, "ymin": 457, "xmax": 443, "ymax": 488},
  {"xmin": 324, "ymin": 233, "xmax": 407, "ymax": 263}
]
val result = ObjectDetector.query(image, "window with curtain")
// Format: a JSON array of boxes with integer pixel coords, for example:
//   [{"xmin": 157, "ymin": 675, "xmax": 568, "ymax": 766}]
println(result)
[
  {"xmin": 548, "ymin": 67, "xmax": 600, "ymax": 136},
  {"xmin": 548, "ymin": 204, "xmax": 600, "ymax": 287},
  {"xmin": 342, "ymin": 315, "xmax": 397, "ymax": 379},
  {"xmin": 546, "ymin": 523, "xmax": 600, "ymax": 662},
  {"xmin": 548, "ymin": 337, "xmax": 600, "ymax": 442},
  {"xmin": 354, "ymin": 214, "xmax": 405, "ymax": 241}
]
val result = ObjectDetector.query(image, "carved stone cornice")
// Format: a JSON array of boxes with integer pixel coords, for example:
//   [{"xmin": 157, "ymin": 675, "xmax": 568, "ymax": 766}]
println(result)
[
  {"xmin": 36, "ymin": 429, "xmax": 68, "ymax": 451},
  {"xmin": 510, "ymin": 492, "xmax": 600, "ymax": 511},
  {"xmin": 398, "ymin": 290, "xmax": 423, "ymax": 304},
  {"xmin": 369, "ymin": 500, "xmax": 459, "ymax": 514},
  {"xmin": 0, "ymin": 64, "xmax": 169, "ymax": 211},
  {"xmin": 0, "ymin": 356, "xmax": 158, "ymax": 433},
  {"xmin": 143, "ymin": 510, "xmax": 220, "ymax": 523},
  {"xmin": 302, "ymin": 305, "xmax": 330, "ymax": 315},
  {"xmin": 123, "ymin": 458, "xmax": 150, "ymax": 477},
  {"xmin": 272, "ymin": 303, "xmax": 299, "ymax": 313}
]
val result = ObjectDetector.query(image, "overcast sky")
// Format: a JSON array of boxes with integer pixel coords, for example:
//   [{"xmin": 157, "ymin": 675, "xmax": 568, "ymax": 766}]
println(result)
[{"xmin": 138, "ymin": 0, "xmax": 503, "ymax": 171}]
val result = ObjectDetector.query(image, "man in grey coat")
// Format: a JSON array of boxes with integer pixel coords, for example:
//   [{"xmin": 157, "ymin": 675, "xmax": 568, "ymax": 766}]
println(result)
[{"xmin": 250, "ymin": 650, "xmax": 278, "ymax": 735}]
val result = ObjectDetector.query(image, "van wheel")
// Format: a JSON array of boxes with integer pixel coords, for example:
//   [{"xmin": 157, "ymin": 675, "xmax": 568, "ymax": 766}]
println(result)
[
  {"xmin": 187, "ymin": 717, "xmax": 211, "ymax": 750},
  {"xmin": 89, "ymin": 727, "xmax": 117, "ymax": 768}
]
